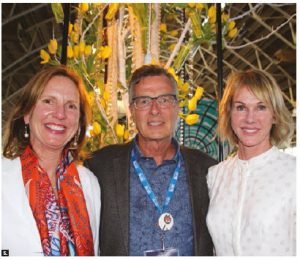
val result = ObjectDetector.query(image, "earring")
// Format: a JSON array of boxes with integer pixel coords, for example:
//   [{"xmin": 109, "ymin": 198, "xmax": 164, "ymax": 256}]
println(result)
[
  {"xmin": 70, "ymin": 129, "xmax": 80, "ymax": 149},
  {"xmin": 73, "ymin": 135, "xmax": 78, "ymax": 147},
  {"xmin": 24, "ymin": 124, "xmax": 29, "ymax": 138}
]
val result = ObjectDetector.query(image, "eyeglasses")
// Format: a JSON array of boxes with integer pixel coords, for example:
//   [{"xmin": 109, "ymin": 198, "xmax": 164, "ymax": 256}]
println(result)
[{"xmin": 131, "ymin": 94, "xmax": 177, "ymax": 110}]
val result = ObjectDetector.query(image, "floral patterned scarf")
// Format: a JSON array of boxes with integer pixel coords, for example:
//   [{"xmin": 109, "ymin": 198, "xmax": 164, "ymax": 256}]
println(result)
[{"xmin": 20, "ymin": 145, "xmax": 94, "ymax": 256}]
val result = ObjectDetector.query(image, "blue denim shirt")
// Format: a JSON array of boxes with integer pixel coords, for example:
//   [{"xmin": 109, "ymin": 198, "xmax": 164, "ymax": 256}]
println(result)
[{"xmin": 129, "ymin": 137, "xmax": 194, "ymax": 255}]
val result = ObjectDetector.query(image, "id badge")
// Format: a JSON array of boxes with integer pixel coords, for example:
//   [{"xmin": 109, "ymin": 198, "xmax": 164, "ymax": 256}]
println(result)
[{"xmin": 144, "ymin": 248, "xmax": 179, "ymax": 256}]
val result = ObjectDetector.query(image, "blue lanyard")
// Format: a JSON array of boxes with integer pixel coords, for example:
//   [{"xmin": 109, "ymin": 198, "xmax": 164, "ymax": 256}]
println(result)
[{"xmin": 131, "ymin": 147, "xmax": 181, "ymax": 214}]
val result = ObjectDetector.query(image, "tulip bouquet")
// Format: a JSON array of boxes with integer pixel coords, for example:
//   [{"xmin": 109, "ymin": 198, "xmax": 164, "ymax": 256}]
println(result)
[{"xmin": 40, "ymin": 3, "xmax": 238, "ymax": 155}]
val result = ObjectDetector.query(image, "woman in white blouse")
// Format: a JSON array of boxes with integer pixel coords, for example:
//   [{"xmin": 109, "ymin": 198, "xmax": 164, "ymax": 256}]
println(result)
[{"xmin": 206, "ymin": 70, "xmax": 295, "ymax": 256}]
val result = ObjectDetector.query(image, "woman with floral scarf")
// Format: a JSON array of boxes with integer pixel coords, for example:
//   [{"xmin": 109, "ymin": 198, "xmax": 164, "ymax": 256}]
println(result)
[{"xmin": 2, "ymin": 65, "xmax": 100, "ymax": 256}]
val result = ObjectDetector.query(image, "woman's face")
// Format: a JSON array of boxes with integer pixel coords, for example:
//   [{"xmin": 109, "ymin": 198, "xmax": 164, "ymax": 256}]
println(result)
[
  {"xmin": 24, "ymin": 75, "xmax": 80, "ymax": 155},
  {"xmin": 231, "ymin": 86, "xmax": 275, "ymax": 158}
]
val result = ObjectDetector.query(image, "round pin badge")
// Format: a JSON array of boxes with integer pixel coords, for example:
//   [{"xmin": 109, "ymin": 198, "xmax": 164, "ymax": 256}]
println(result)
[{"xmin": 158, "ymin": 212, "xmax": 174, "ymax": 231}]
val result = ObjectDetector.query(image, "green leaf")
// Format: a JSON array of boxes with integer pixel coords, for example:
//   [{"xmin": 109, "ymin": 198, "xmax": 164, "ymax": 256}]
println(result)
[
  {"xmin": 131, "ymin": 3, "xmax": 148, "ymax": 27},
  {"xmin": 86, "ymin": 54, "xmax": 96, "ymax": 74},
  {"xmin": 173, "ymin": 42, "xmax": 192, "ymax": 71},
  {"xmin": 171, "ymin": 3, "xmax": 187, "ymax": 8},
  {"xmin": 51, "ymin": 3, "xmax": 64, "ymax": 24}
]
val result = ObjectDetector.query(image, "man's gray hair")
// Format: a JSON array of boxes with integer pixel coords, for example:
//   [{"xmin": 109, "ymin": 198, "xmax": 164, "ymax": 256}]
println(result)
[{"xmin": 128, "ymin": 65, "xmax": 178, "ymax": 103}]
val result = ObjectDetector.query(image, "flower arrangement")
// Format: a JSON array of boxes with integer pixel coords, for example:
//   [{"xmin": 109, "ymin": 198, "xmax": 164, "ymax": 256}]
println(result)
[{"xmin": 40, "ymin": 3, "xmax": 238, "ymax": 154}]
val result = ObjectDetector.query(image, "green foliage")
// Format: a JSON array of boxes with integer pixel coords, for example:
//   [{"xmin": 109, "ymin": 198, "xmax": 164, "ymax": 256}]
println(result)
[{"xmin": 51, "ymin": 3, "xmax": 64, "ymax": 24}]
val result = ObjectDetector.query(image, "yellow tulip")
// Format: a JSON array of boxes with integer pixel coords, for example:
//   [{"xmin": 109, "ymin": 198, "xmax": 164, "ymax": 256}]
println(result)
[
  {"xmin": 166, "ymin": 14, "xmax": 175, "ymax": 21},
  {"xmin": 185, "ymin": 114, "xmax": 200, "ymax": 125},
  {"xmin": 102, "ymin": 46, "xmax": 112, "ymax": 59},
  {"xmin": 40, "ymin": 49, "xmax": 50, "ymax": 64},
  {"xmin": 123, "ymin": 129, "xmax": 129, "ymax": 140},
  {"xmin": 151, "ymin": 58, "xmax": 159, "ymax": 65},
  {"xmin": 179, "ymin": 99, "xmax": 186, "ymax": 108},
  {"xmin": 159, "ymin": 23, "xmax": 167, "ymax": 32},
  {"xmin": 185, "ymin": 10, "xmax": 192, "ymax": 17},
  {"xmin": 74, "ymin": 22, "xmax": 80, "ymax": 32},
  {"xmin": 68, "ymin": 23, "xmax": 73, "ymax": 35},
  {"xmin": 48, "ymin": 39, "xmax": 57, "ymax": 54},
  {"xmin": 67, "ymin": 45, "xmax": 74, "ymax": 58},
  {"xmin": 89, "ymin": 129, "xmax": 95, "ymax": 137},
  {"xmin": 73, "ymin": 45, "xmax": 79, "ymax": 58},
  {"xmin": 101, "ymin": 99, "xmax": 106, "ymax": 109},
  {"xmin": 79, "ymin": 3, "xmax": 89, "ymax": 13},
  {"xmin": 70, "ymin": 31, "xmax": 79, "ymax": 43},
  {"xmin": 93, "ymin": 3, "xmax": 103, "ymax": 8},
  {"xmin": 84, "ymin": 45, "xmax": 92, "ymax": 56},
  {"xmin": 96, "ymin": 80, "xmax": 105, "ymax": 92},
  {"xmin": 208, "ymin": 5, "xmax": 216, "ymax": 17},
  {"xmin": 79, "ymin": 41, "xmax": 85, "ymax": 55},
  {"xmin": 221, "ymin": 13, "xmax": 229, "ymax": 23},
  {"xmin": 195, "ymin": 3, "xmax": 205, "ymax": 10},
  {"xmin": 105, "ymin": 3, "xmax": 119, "ymax": 20},
  {"xmin": 208, "ymin": 5, "xmax": 216, "ymax": 24},
  {"xmin": 88, "ymin": 92, "xmax": 94, "ymax": 105},
  {"xmin": 115, "ymin": 124, "xmax": 125, "ymax": 138},
  {"xmin": 103, "ymin": 90, "xmax": 110, "ymax": 101},
  {"xmin": 170, "ymin": 30, "xmax": 178, "ymax": 37},
  {"xmin": 178, "ymin": 78, "xmax": 184, "ymax": 87},
  {"xmin": 228, "ymin": 20, "xmax": 236, "ymax": 31},
  {"xmin": 167, "ymin": 67, "xmax": 179, "ymax": 83},
  {"xmin": 168, "ymin": 43, "xmax": 176, "ymax": 51},
  {"xmin": 228, "ymin": 27, "xmax": 238, "ymax": 38},
  {"xmin": 178, "ymin": 111, "xmax": 185, "ymax": 119},
  {"xmin": 209, "ymin": 16, "xmax": 216, "ymax": 24},
  {"xmin": 180, "ymin": 82, "xmax": 189, "ymax": 94},
  {"xmin": 188, "ymin": 97, "xmax": 198, "ymax": 111},
  {"xmin": 93, "ymin": 121, "xmax": 101, "ymax": 135},
  {"xmin": 98, "ymin": 45, "xmax": 112, "ymax": 59},
  {"xmin": 194, "ymin": 86, "xmax": 204, "ymax": 100},
  {"xmin": 210, "ymin": 23, "xmax": 216, "ymax": 33},
  {"xmin": 187, "ymin": 3, "xmax": 195, "ymax": 8}
]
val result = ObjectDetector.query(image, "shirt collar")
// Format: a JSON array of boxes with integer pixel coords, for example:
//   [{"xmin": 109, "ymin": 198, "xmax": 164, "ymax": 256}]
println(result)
[
  {"xmin": 237, "ymin": 146, "xmax": 278, "ymax": 166},
  {"xmin": 132, "ymin": 136, "xmax": 180, "ymax": 163}
]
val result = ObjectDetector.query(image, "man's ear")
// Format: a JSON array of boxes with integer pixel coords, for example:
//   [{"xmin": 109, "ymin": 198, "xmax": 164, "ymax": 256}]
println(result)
[{"xmin": 129, "ymin": 105, "xmax": 136, "ymax": 123}]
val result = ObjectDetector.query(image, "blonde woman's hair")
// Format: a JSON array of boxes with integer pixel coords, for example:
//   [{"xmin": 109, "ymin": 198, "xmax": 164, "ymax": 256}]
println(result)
[
  {"xmin": 218, "ymin": 69, "xmax": 294, "ymax": 148},
  {"xmin": 3, "ymin": 65, "xmax": 91, "ymax": 160}
]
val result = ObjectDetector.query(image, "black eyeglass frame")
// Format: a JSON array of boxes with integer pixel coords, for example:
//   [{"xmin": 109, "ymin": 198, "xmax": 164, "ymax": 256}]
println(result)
[{"xmin": 131, "ymin": 94, "xmax": 178, "ymax": 110}]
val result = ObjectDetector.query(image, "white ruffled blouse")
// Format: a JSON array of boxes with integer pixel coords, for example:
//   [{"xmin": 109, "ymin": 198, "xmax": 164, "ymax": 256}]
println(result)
[{"xmin": 206, "ymin": 146, "xmax": 296, "ymax": 256}]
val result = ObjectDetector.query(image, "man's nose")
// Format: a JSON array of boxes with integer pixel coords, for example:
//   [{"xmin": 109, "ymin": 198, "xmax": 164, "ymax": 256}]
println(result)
[{"xmin": 149, "ymin": 99, "xmax": 160, "ymax": 115}]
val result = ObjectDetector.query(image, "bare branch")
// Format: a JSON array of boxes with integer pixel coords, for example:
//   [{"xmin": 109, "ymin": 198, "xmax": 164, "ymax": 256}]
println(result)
[
  {"xmin": 230, "ymin": 3, "xmax": 263, "ymax": 21},
  {"xmin": 225, "ymin": 13, "xmax": 296, "ymax": 50},
  {"xmin": 165, "ymin": 18, "xmax": 191, "ymax": 69},
  {"xmin": 82, "ymin": 4, "xmax": 108, "ymax": 39}
]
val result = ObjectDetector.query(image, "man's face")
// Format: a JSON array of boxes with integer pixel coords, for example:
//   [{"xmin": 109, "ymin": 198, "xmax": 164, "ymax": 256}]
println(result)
[{"xmin": 130, "ymin": 75, "xmax": 179, "ymax": 143}]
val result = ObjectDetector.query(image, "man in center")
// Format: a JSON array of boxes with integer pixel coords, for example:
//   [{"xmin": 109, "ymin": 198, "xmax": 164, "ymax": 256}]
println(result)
[{"xmin": 85, "ymin": 64, "xmax": 216, "ymax": 256}]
